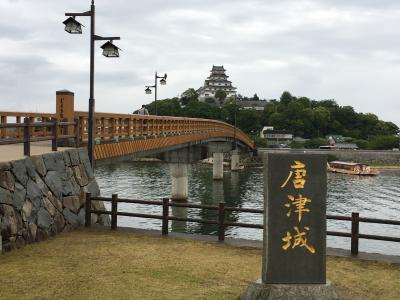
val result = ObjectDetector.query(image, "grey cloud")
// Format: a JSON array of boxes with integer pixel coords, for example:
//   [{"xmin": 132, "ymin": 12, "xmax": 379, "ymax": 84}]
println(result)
[{"xmin": 0, "ymin": 0, "xmax": 399, "ymax": 126}]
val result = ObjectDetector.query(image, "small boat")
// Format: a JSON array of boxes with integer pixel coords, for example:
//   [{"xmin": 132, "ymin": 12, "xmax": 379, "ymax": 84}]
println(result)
[
  {"xmin": 327, "ymin": 161, "xmax": 379, "ymax": 176},
  {"xmin": 201, "ymin": 158, "xmax": 230, "ymax": 166}
]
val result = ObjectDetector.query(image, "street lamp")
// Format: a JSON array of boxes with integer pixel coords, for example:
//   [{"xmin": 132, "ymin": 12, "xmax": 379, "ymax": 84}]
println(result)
[
  {"xmin": 233, "ymin": 95, "xmax": 238, "ymax": 150},
  {"xmin": 63, "ymin": 0, "xmax": 121, "ymax": 167},
  {"xmin": 145, "ymin": 72, "xmax": 167, "ymax": 115}
]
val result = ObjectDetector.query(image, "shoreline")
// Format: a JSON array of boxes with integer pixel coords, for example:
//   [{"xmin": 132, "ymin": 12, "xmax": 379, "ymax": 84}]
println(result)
[
  {"xmin": 127, "ymin": 158, "xmax": 400, "ymax": 170},
  {"xmin": 111, "ymin": 226, "xmax": 400, "ymax": 265}
]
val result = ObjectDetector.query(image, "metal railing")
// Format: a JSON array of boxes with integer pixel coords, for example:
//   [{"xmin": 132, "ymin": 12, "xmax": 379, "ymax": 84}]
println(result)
[{"xmin": 85, "ymin": 193, "xmax": 400, "ymax": 255}]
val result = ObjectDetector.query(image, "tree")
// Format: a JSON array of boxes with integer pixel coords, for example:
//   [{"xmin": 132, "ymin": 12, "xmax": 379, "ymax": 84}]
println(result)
[
  {"xmin": 146, "ymin": 98, "xmax": 181, "ymax": 116},
  {"xmin": 180, "ymin": 88, "xmax": 198, "ymax": 105},
  {"xmin": 319, "ymin": 99, "xmax": 338, "ymax": 109},
  {"xmin": 304, "ymin": 138, "xmax": 328, "ymax": 149},
  {"xmin": 268, "ymin": 112, "xmax": 288, "ymax": 129},
  {"xmin": 253, "ymin": 136, "xmax": 267, "ymax": 147},
  {"xmin": 236, "ymin": 109, "xmax": 261, "ymax": 134},
  {"xmin": 221, "ymin": 101, "xmax": 240, "ymax": 125},
  {"xmin": 252, "ymin": 93, "xmax": 260, "ymax": 101},
  {"xmin": 368, "ymin": 135, "xmax": 400, "ymax": 150},
  {"xmin": 215, "ymin": 90, "xmax": 227, "ymax": 106},
  {"xmin": 280, "ymin": 91, "xmax": 293, "ymax": 106},
  {"xmin": 204, "ymin": 97, "xmax": 216, "ymax": 105},
  {"xmin": 182, "ymin": 100, "xmax": 221, "ymax": 120},
  {"xmin": 150, "ymin": 90, "xmax": 399, "ymax": 148},
  {"xmin": 313, "ymin": 107, "xmax": 330, "ymax": 137}
]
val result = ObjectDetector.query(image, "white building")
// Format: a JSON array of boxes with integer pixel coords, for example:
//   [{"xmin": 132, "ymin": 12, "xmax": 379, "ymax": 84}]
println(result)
[
  {"xmin": 260, "ymin": 126, "xmax": 293, "ymax": 148},
  {"xmin": 197, "ymin": 65, "xmax": 237, "ymax": 101}
]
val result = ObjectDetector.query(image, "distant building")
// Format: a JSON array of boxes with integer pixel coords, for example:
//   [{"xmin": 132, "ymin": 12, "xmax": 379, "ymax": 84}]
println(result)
[
  {"xmin": 238, "ymin": 100, "xmax": 268, "ymax": 110},
  {"xmin": 319, "ymin": 143, "xmax": 358, "ymax": 150},
  {"xmin": 197, "ymin": 65, "xmax": 237, "ymax": 100},
  {"xmin": 325, "ymin": 135, "xmax": 352, "ymax": 143},
  {"xmin": 260, "ymin": 126, "xmax": 293, "ymax": 148}
]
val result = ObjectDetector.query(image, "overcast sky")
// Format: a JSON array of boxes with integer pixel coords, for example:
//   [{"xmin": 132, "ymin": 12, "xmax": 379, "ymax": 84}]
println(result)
[{"xmin": 1, "ymin": 0, "xmax": 399, "ymax": 126}]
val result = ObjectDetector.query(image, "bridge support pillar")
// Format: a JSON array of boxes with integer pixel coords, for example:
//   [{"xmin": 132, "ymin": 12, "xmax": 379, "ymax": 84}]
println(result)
[
  {"xmin": 231, "ymin": 150, "xmax": 241, "ymax": 171},
  {"xmin": 213, "ymin": 153, "xmax": 224, "ymax": 180},
  {"xmin": 170, "ymin": 163, "xmax": 188, "ymax": 201}
]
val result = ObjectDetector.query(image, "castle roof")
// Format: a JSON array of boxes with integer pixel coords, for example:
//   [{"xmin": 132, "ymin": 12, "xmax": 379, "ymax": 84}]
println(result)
[{"xmin": 211, "ymin": 65, "xmax": 225, "ymax": 72}]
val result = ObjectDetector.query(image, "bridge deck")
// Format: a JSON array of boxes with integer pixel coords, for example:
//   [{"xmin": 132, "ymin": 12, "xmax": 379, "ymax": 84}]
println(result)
[{"xmin": 0, "ymin": 142, "xmax": 72, "ymax": 163}]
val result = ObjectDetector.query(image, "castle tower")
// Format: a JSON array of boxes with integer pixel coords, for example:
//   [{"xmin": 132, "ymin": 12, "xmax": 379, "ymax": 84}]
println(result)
[{"xmin": 197, "ymin": 65, "xmax": 237, "ymax": 101}]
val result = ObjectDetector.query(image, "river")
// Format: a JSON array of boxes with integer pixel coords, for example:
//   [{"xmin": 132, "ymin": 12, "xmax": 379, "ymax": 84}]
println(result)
[{"xmin": 95, "ymin": 161, "xmax": 400, "ymax": 256}]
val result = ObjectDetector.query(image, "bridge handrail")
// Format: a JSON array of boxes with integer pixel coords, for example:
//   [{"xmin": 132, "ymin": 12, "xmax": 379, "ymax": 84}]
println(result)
[
  {"xmin": 1, "ymin": 110, "xmax": 255, "ymax": 149},
  {"xmin": 73, "ymin": 111, "xmax": 254, "ymax": 149}
]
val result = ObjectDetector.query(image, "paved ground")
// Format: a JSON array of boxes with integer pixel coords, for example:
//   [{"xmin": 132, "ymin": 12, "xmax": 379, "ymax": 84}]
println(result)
[{"xmin": 0, "ymin": 142, "xmax": 72, "ymax": 162}]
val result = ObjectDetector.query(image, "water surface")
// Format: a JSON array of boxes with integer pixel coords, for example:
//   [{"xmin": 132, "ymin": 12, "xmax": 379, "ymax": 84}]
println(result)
[{"xmin": 95, "ymin": 162, "xmax": 400, "ymax": 256}]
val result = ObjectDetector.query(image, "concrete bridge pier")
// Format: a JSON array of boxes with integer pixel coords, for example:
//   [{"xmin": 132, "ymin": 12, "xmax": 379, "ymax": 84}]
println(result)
[
  {"xmin": 213, "ymin": 153, "xmax": 224, "ymax": 180},
  {"xmin": 207, "ymin": 142, "xmax": 232, "ymax": 181},
  {"xmin": 171, "ymin": 206, "xmax": 188, "ymax": 232},
  {"xmin": 212, "ymin": 180, "xmax": 224, "ymax": 203},
  {"xmin": 230, "ymin": 150, "xmax": 241, "ymax": 171},
  {"xmin": 170, "ymin": 163, "xmax": 189, "ymax": 201},
  {"xmin": 159, "ymin": 146, "xmax": 202, "ymax": 201}
]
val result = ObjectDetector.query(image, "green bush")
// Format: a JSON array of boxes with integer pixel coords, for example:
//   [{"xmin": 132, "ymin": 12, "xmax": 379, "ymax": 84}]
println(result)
[
  {"xmin": 304, "ymin": 138, "xmax": 328, "ymax": 149},
  {"xmin": 289, "ymin": 141, "xmax": 305, "ymax": 149},
  {"xmin": 368, "ymin": 135, "xmax": 400, "ymax": 150},
  {"xmin": 253, "ymin": 136, "xmax": 267, "ymax": 147}
]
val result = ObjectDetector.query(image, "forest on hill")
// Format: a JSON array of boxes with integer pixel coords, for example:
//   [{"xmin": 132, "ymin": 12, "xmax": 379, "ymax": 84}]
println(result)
[{"xmin": 141, "ymin": 89, "xmax": 399, "ymax": 150}]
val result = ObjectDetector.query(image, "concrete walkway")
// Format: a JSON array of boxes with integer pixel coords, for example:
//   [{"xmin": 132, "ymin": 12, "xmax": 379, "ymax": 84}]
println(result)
[{"xmin": 0, "ymin": 142, "xmax": 72, "ymax": 162}]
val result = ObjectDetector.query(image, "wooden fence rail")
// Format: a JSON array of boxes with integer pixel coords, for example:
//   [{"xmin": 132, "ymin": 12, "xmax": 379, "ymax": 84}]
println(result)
[
  {"xmin": 0, "ymin": 118, "xmax": 78, "ymax": 156},
  {"xmin": 85, "ymin": 193, "xmax": 400, "ymax": 255}
]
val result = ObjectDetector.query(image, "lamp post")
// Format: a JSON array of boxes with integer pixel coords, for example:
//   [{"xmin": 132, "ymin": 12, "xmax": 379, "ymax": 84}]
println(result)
[
  {"xmin": 233, "ymin": 95, "xmax": 238, "ymax": 150},
  {"xmin": 145, "ymin": 72, "xmax": 167, "ymax": 115},
  {"xmin": 63, "ymin": 0, "xmax": 121, "ymax": 167}
]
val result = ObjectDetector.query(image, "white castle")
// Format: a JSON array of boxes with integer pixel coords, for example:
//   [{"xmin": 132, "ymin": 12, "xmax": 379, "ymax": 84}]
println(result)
[{"xmin": 197, "ymin": 65, "xmax": 237, "ymax": 100}]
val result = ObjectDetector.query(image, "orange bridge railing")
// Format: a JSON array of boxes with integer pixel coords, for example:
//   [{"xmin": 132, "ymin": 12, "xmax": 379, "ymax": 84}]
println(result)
[{"xmin": 0, "ymin": 111, "xmax": 254, "ymax": 160}]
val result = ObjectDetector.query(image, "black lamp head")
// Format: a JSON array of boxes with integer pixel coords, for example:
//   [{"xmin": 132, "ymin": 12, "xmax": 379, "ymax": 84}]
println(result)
[
  {"xmin": 63, "ymin": 17, "xmax": 83, "ymax": 34},
  {"xmin": 100, "ymin": 41, "xmax": 121, "ymax": 57}
]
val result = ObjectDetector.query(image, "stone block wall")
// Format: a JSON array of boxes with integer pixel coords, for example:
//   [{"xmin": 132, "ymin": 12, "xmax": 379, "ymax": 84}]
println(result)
[{"xmin": 0, "ymin": 148, "xmax": 109, "ymax": 252}]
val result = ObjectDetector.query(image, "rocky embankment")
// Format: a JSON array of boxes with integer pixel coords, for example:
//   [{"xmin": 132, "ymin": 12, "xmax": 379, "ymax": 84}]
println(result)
[{"xmin": 0, "ymin": 148, "xmax": 109, "ymax": 252}]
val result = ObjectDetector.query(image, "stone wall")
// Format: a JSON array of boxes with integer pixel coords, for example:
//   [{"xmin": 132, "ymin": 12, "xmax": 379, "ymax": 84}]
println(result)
[{"xmin": 0, "ymin": 148, "xmax": 109, "ymax": 252}]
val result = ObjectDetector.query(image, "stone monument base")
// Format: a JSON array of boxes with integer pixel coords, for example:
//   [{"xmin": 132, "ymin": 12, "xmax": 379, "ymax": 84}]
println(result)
[{"xmin": 240, "ymin": 279, "xmax": 340, "ymax": 300}]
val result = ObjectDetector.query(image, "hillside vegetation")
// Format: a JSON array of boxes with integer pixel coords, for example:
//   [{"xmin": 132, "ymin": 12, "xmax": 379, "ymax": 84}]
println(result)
[{"xmin": 142, "ymin": 89, "xmax": 399, "ymax": 149}]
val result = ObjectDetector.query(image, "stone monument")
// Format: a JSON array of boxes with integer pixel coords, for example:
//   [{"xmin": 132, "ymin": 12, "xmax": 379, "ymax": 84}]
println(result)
[{"xmin": 241, "ymin": 153, "xmax": 340, "ymax": 299}]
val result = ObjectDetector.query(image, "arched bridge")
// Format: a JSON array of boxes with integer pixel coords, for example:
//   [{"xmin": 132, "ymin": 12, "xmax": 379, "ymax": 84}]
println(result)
[
  {"xmin": 74, "ymin": 111, "xmax": 255, "ymax": 161},
  {"xmin": 0, "ymin": 110, "xmax": 254, "ymax": 161},
  {"xmin": 0, "ymin": 91, "xmax": 254, "ymax": 200},
  {"xmin": 0, "ymin": 97, "xmax": 254, "ymax": 163}
]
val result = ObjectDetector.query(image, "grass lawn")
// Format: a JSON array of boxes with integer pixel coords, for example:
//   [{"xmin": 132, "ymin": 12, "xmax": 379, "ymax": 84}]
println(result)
[{"xmin": 0, "ymin": 229, "xmax": 399, "ymax": 299}]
